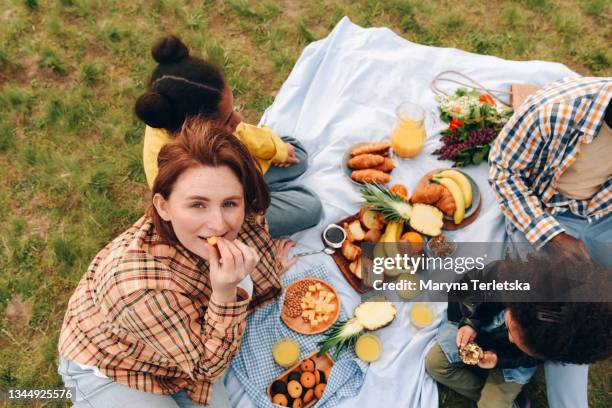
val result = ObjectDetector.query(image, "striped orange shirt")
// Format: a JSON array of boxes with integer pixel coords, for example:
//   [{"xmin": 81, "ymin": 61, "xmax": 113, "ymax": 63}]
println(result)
[{"xmin": 58, "ymin": 215, "xmax": 281, "ymax": 404}]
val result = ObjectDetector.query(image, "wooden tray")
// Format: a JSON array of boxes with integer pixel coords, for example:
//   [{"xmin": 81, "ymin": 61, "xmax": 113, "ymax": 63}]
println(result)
[
  {"xmin": 331, "ymin": 214, "xmax": 371, "ymax": 294},
  {"xmin": 281, "ymin": 278, "xmax": 341, "ymax": 335},
  {"xmin": 415, "ymin": 168, "xmax": 482, "ymax": 230},
  {"xmin": 267, "ymin": 350, "xmax": 334, "ymax": 408}
]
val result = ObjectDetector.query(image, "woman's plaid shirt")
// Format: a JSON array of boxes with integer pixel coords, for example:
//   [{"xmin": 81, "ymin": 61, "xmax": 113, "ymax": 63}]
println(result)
[
  {"xmin": 489, "ymin": 77, "xmax": 612, "ymax": 248},
  {"xmin": 58, "ymin": 215, "xmax": 281, "ymax": 404}
]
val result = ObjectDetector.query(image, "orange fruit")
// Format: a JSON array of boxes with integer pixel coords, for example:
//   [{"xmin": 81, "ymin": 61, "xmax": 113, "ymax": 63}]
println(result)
[
  {"xmin": 400, "ymin": 231, "xmax": 424, "ymax": 253},
  {"xmin": 389, "ymin": 184, "xmax": 409, "ymax": 200}
]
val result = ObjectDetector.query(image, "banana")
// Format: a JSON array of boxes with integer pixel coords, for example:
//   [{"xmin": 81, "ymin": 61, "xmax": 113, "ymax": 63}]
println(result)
[
  {"xmin": 433, "ymin": 177, "xmax": 465, "ymax": 224},
  {"xmin": 380, "ymin": 221, "xmax": 403, "ymax": 258},
  {"xmin": 434, "ymin": 169, "xmax": 472, "ymax": 209}
]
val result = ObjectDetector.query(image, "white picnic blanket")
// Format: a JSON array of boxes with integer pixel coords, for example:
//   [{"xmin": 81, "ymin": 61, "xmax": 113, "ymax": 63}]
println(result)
[{"xmin": 225, "ymin": 16, "xmax": 577, "ymax": 408}]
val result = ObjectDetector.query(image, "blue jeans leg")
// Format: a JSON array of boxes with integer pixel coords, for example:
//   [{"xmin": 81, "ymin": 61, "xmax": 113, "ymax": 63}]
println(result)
[
  {"xmin": 504, "ymin": 213, "xmax": 593, "ymax": 408},
  {"xmin": 57, "ymin": 357, "xmax": 228, "ymax": 407},
  {"xmin": 266, "ymin": 183, "xmax": 323, "ymax": 238},
  {"xmin": 264, "ymin": 136, "xmax": 308, "ymax": 186}
]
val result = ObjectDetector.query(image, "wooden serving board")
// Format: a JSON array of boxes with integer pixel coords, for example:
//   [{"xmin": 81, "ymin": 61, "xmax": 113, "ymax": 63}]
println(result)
[
  {"xmin": 281, "ymin": 278, "xmax": 341, "ymax": 335},
  {"xmin": 415, "ymin": 169, "xmax": 482, "ymax": 230},
  {"xmin": 331, "ymin": 214, "xmax": 371, "ymax": 294},
  {"xmin": 267, "ymin": 350, "xmax": 334, "ymax": 408}
]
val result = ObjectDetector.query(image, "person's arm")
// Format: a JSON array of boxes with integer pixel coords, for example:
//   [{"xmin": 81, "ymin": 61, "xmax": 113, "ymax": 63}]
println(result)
[
  {"xmin": 234, "ymin": 123, "xmax": 288, "ymax": 164},
  {"xmin": 488, "ymin": 106, "xmax": 564, "ymax": 248},
  {"xmin": 143, "ymin": 126, "xmax": 171, "ymax": 189},
  {"xmin": 495, "ymin": 347, "xmax": 540, "ymax": 369},
  {"xmin": 116, "ymin": 288, "xmax": 250, "ymax": 382}
]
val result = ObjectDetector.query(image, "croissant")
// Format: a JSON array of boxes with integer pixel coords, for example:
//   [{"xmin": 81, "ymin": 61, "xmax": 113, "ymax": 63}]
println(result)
[
  {"xmin": 351, "ymin": 169, "xmax": 392, "ymax": 184},
  {"xmin": 350, "ymin": 141, "xmax": 391, "ymax": 157},
  {"xmin": 372, "ymin": 157, "xmax": 396, "ymax": 172},
  {"xmin": 411, "ymin": 184, "xmax": 456, "ymax": 216},
  {"xmin": 347, "ymin": 154, "xmax": 385, "ymax": 170}
]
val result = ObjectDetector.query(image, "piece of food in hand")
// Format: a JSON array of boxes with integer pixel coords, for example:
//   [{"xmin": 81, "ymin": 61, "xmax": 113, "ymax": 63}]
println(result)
[
  {"xmin": 363, "ymin": 228, "xmax": 382, "ymax": 244},
  {"xmin": 348, "ymin": 258, "xmax": 362, "ymax": 279},
  {"xmin": 350, "ymin": 141, "xmax": 391, "ymax": 157},
  {"xmin": 345, "ymin": 220, "xmax": 366, "ymax": 242},
  {"xmin": 359, "ymin": 207, "xmax": 386, "ymax": 230},
  {"xmin": 206, "ymin": 236, "xmax": 220, "ymax": 246},
  {"xmin": 372, "ymin": 157, "xmax": 396, "ymax": 173},
  {"xmin": 434, "ymin": 169, "xmax": 473, "ymax": 209},
  {"xmin": 389, "ymin": 184, "xmax": 409, "ymax": 199},
  {"xmin": 351, "ymin": 169, "xmax": 392, "ymax": 184},
  {"xmin": 341, "ymin": 239, "xmax": 361, "ymax": 261},
  {"xmin": 460, "ymin": 342, "xmax": 484, "ymax": 365},
  {"xmin": 411, "ymin": 184, "xmax": 456, "ymax": 216},
  {"xmin": 432, "ymin": 177, "xmax": 465, "ymax": 224},
  {"xmin": 347, "ymin": 153, "xmax": 385, "ymax": 170}
]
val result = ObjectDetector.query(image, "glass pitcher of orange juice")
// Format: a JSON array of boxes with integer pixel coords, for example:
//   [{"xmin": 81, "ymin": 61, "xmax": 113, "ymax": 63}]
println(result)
[{"xmin": 390, "ymin": 101, "xmax": 426, "ymax": 159}]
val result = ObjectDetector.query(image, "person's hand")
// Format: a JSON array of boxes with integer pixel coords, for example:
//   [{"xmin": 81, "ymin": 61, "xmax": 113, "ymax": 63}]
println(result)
[
  {"xmin": 274, "ymin": 143, "xmax": 300, "ymax": 168},
  {"xmin": 274, "ymin": 238, "xmax": 298, "ymax": 276},
  {"xmin": 544, "ymin": 233, "xmax": 591, "ymax": 263},
  {"xmin": 478, "ymin": 350, "xmax": 498, "ymax": 369},
  {"xmin": 205, "ymin": 238, "xmax": 260, "ymax": 302},
  {"xmin": 456, "ymin": 325, "xmax": 477, "ymax": 349}
]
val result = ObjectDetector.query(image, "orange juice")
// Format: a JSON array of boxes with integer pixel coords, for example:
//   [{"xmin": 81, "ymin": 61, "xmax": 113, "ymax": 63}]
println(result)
[
  {"xmin": 272, "ymin": 338, "xmax": 300, "ymax": 367},
  {"xmin": 410, "ymin": 303, "xmax": 435, "ymax": 328},
  {"xmin": 355, "ymin": 334, "xmax": 382, "ymax": 362},
  {"xmin": 391, "ymin": 102, "xmax": 426, "ymax": 159}
]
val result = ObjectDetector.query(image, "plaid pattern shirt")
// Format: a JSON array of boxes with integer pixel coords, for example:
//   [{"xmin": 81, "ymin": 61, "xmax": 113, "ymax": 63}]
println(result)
[
  {"xmin": 489, "ymin": 77, "xmax": 612, "ymax": 248},
  {"xmin": 58, "ymin": 215, "xmax": 281, "ymax": 404}
]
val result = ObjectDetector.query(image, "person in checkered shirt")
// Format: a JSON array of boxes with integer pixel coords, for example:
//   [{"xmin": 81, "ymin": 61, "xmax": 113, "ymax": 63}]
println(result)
[
  {"xmin": 58, "ymin": 119, "xmax": 297, "ymax": 407},
  {"xmin": 489, "ymin": 76, "xmax": 612, "ymax": 408}
]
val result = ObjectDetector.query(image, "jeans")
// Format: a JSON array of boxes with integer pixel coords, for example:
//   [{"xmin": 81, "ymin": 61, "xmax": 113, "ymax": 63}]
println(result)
[
  {"xmin": 57, "ymin": 357, "xmax": 230, "ymax": 408},
  {"xmin": 264, "ymin": 136, "xmax": 323, "ymax": 238},
  {"xmin": 505, "ymin": 211, "xmax": 612, "ymax": 408}
]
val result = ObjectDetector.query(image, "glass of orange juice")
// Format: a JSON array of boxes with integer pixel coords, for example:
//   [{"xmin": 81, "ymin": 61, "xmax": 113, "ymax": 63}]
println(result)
[
  {"xmin": 390, "ymin": 101, "xmax": 427, "ymax": 159},
  {"xmin": 272, "ymin": 338, "xmax": 300, "ymax": 368}
]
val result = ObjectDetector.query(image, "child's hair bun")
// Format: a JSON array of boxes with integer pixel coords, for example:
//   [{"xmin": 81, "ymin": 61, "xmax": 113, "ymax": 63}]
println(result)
[
  {"xmin": 134, "ymin": 91, "xmax": 177, "ymax": 130},
  {"xmin": 151, "ymin": 35, "xmax": 189, "ymax": 65}
]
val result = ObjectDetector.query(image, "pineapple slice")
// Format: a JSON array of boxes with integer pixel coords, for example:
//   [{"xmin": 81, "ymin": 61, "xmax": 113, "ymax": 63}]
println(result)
[
  {"xmin": 408, "ymin": 204, "xmax": 443, "ymax": 236},
  {"xmin": 354, "ymin": 299, "xmax": 397, "ymax": 330}
]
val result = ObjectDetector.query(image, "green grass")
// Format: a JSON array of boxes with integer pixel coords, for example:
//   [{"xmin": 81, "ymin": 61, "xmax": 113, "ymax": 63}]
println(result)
[{"xmin": 0, "ymin": 0, "xmax": 610, "ymax": 407}]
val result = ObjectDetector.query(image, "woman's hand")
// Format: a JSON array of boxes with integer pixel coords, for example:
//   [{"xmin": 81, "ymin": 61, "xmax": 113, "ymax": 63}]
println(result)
[
  {"xmin": 456, "ymin": 324, "xmax": 477, "ymax": 349},
  {"xmin": 275, "ymin": 239, "xmax": 298, "ymax": 276},
  {"xmin": 274, "ymin": 143, "xmax": 300, "ymax": 168},
  {"xmin": 206, "ymin": 238, "xmax": 260, "ymax": 302},
  {"xmin": 478, "ymin": 350, "xmax": 498, "ymax": 369}
]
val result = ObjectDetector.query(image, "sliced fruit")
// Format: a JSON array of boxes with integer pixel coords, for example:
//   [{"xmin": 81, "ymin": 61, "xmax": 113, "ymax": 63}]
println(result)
[
  {"xmin": 434, "ymin": 169, "xmax": 472, "ymax": 209},
  {"xmin": 408, "ymin": 204, "xmax": 444, "ymax": 236},
  {"xmin": 432, "ymin": 177, "xmax": 465, "ymax": 224},
  {"xmin": 361, "ymin": 183, "xmax": 412, "ymax": 222},
  {"xmin": 317, "ymin": 298, "xmax": 396, "ymax": 359}
]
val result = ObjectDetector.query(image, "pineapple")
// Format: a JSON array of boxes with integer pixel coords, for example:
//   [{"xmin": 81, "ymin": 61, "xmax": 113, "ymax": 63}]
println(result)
[
  {"xmin": 317, "ymin": 299, "xmax": 397, "ymax": 359},
  {"xmin": 360, "ymin": 183, "xmax": 412, "ymax": 222},
  {"xmin": 361, "ymin": 183, "xmax": 443, "ymax": 237}
]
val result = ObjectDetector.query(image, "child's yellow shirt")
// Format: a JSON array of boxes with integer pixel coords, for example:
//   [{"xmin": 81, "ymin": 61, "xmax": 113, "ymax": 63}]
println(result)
[{"xmin": 143, "ymin": 122, "xmax": 288, "ymax": 188}]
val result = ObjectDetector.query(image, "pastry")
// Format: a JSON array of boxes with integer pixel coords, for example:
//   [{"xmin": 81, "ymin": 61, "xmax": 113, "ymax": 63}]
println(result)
[
  {"xmin": 287, "ymin": 380, "xmax": 303, "ymax": 399},
  {"xmin": 299, "ymin": 358, "xmax": 315, "ymax": 373},
  {"xmin": 347, "ymin": 154, "xmax": 385, "ymax": 170},
  {"xmin": 372, "ymin": 157, "xmax": 396, "ymax": 172},
  {"xmin": 460, "ymin": 342, "xmax": 484, "ymax": 365},
  {"xmin": 300, "ymin": 372, "xmax": 316, "ymax": 389},
  {"xmin": 350, "ymin": 141, "xmax": 391, "ymax": 156},
  {"xmin": 351, "ymin": 169, "xmax": 392, "ymax": 184}
]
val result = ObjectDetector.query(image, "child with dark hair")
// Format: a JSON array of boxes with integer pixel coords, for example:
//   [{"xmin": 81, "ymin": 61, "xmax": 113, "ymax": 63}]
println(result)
[
  {"xmin": 425, "ymin": 256, "xmax": 612, "ymax": 408},
  {"xmin": 135, "ymin": 35, "xmax": 322, "ymax": 239}
]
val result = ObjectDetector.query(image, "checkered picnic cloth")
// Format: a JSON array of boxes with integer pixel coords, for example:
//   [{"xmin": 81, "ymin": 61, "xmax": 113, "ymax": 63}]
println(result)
[{"xmin": 229, "ymin": 264, "xmax": 366, "ymax": 407}]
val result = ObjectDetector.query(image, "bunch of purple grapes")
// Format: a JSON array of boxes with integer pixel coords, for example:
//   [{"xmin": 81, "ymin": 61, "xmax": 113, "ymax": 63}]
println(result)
[{"xmin": 433, "ymin": 124, "xmax": 503, "ymax": 163}]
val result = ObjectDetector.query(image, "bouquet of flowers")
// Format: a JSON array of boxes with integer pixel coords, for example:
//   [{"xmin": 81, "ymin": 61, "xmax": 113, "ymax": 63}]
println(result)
[{"xmin": 433, "ymin": 88, "xmax": 513, "ymax": 167}]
